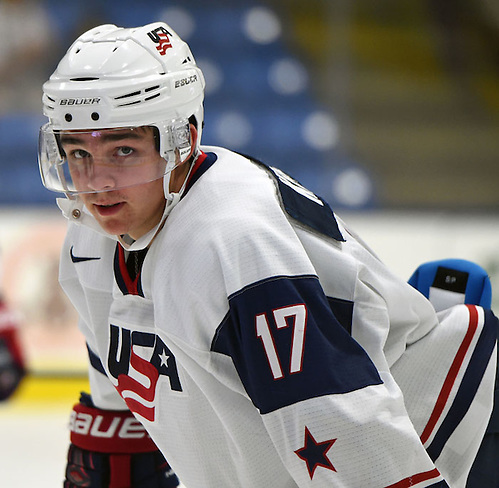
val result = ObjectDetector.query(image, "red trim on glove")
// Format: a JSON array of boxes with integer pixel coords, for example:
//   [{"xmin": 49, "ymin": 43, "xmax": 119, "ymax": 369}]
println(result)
[
  {"xmin": 109, "ymin": 454, "xmax": 132, "ymax": 488},
  {"xmin": 69, "ymin": 402, "xmax": 157, "ymax": 453}
]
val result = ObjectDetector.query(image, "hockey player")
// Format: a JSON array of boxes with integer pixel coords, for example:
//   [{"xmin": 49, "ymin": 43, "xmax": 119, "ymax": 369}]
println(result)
[{"xmin": 38, "ymin": 22, "xmax": 497, "ymax": 487}]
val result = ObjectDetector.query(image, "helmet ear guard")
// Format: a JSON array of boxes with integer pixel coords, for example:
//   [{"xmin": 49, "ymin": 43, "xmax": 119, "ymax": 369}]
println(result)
[
  {"xmin": 172, "ymin": 119, "xmax": 193, "ymax": 162},
  {"xmin": 156, "ymin": 118, "xmax": 192, "ymax": 165}
]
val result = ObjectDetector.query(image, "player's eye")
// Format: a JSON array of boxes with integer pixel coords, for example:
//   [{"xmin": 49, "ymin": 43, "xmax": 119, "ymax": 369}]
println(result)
[
  {"xmin": 116, "ymin": 146, "xmax": 134, "ymax": 157},
  {"xmin": 72, "ymin": 149, "xmax": 91, "ymax": 159}
]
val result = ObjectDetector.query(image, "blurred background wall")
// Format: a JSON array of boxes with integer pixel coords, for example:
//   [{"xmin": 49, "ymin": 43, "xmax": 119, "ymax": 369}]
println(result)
[
  {"xmin": 268, "ymin": 0, "xmax": 499, "ymax": 210},
  {"xmin": 1, "ymin": 0, "xmax": 498, "ymax": 210},
  {"xmin": 0, "ymin": 0, "xmax": 498, "ymax": 384}
]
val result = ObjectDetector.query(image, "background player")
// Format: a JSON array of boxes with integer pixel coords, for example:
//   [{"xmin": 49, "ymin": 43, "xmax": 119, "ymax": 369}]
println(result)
[{"xmin": 0, "ymin": 248, "xmax": 25, "ymax": 401}]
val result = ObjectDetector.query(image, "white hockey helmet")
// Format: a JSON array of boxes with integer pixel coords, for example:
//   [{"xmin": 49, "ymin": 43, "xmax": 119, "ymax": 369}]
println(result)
[{"xmin": 38, "ymin": 22, "xmax": 205, "ymax": 196}]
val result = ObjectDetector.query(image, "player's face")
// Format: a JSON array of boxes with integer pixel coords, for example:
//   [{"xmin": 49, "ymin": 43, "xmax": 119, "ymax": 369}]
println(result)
[{"xmin": 60, "ymin": 127, "xmax": 166, "ymax": 239}]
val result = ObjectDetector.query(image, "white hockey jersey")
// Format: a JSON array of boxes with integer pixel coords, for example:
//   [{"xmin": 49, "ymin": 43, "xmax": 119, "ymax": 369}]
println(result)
[{"xmin": 59, "ymin": 147, "xmax": 497, "ymax": 488}]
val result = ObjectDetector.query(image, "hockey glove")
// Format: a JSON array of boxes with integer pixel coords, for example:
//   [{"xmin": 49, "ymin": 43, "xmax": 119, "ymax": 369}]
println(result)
[
  {"xmin": 0, "ymin": 300, "xmax": 25, "ymax": 401},
  {"xmin": 64, "ymin": 392, "xmax": 179, "ymax": 488}
]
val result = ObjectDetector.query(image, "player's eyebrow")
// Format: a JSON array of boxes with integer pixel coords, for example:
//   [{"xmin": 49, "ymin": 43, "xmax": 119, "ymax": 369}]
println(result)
[{"xmin": 60, "ymin": 131, "xmax": 144, "ymax": 146}]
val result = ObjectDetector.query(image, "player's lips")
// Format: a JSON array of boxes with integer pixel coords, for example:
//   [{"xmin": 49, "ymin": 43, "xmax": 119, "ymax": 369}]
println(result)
[{"xmin": 93, "ymin": 202, "xmax": 125, "ymax": 216}]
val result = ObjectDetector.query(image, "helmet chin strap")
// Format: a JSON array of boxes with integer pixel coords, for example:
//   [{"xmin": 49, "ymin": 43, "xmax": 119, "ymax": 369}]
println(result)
[{"xmin": 119, "ymin": 157, "xmax": 195, "ymax": 251}]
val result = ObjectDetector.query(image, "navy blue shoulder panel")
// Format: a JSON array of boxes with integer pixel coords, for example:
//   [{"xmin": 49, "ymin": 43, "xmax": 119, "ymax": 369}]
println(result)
[
  {"xmin": 212, "ymin": 275, "xmax": 381, "ymax": 414},
  {"xmin": 269, "ymin": 166, "xmax": 344, "ymax": 242},
  {"xmin": 246, "ymin": 156, "xmax": 344, "ymax": 242},
  {"xmin": 188, "ymin": 151, "xmax": 344, "ymax": 242}
]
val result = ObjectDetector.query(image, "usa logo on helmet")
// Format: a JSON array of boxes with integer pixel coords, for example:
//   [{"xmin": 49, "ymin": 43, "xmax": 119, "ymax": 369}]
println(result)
[{"xmin": 147, "ymin": 26, "xmax": 173, "ymax": 56}]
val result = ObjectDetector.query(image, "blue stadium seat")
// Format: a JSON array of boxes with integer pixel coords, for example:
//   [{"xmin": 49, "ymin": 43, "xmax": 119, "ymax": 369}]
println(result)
[{"xmin": 0, "ymin": 113, "xmax": 52, "ymax": 204}]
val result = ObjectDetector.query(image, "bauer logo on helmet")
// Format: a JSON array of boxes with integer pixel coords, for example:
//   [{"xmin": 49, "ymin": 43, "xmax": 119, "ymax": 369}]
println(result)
[
  {"xmin": 175, "ymin": 75, "xmax": 198, "ymax": 89},
  {"xmin": 59, "ymin": 98, "xmax": 101, "ymax": 106}
]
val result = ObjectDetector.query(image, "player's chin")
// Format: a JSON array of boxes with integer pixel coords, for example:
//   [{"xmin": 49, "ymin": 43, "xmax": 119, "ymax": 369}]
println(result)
[{"xmin": 94, "ymin": 215, "xmax": 130, "ymax": 237}]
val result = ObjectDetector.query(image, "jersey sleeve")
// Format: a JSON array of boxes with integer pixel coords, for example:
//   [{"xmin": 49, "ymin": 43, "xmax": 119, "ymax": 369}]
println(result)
[
  {"xmin": 336, "ymin": 217, "xmax": 440, "ymax": 367},
  {"xmin": 391, "ymin": 304, "xmax": 498, "ymax": 487},
  {"xmin": 212, "ymin": 268, "xmax": 447, "ymax": 487},
  {"xmin": 205, "ymin": 163, "xmax": 448, "ymax": 486},
  {"xmin": 335, "ymin": 222, "xmax": 497, "ymax": 485}
]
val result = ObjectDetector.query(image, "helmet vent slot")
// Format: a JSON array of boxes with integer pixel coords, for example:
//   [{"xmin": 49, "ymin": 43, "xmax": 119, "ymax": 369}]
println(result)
[
  {"xmin": 116, "ymin": 100, "xmax": 142, "ymax": 107},
  {"xmin": 70, "ymin": 77, "xmax": 99, "ymax": 81},
  {"xmin": 115, "ymin": 90, "xmax": 141, "ymax": 100},
  {"xmin": 44, "ymin": 95, "xmax": 55, "ymax": 111},
  {"xmin": 144, "ymin": 93, "xmax": 160, "ymax": 102},
  {"xmin": 113, "ymin": 85, "xmax": 163, "ymax": 107}
]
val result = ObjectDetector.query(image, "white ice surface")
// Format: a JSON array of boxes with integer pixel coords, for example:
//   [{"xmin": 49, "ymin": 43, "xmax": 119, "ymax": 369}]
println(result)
[
  {"xmin": 0, "ymin": 405, "xmax": 68, "ymax": 487},
  {"xmin": 0, "ymin": 403, "xmax": 187, "ymax": 487}
]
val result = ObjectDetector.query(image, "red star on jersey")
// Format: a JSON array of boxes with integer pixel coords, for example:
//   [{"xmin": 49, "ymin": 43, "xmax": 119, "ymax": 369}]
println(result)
[{"xmin": 294, "ymin": 426, "xmax": 337, "ymax": 479}]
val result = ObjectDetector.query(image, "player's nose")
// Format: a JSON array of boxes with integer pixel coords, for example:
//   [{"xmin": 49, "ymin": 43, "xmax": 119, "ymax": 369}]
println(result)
[{"xmin": 86, "ymin": 161, "xmax": 117, "ymax": 192}]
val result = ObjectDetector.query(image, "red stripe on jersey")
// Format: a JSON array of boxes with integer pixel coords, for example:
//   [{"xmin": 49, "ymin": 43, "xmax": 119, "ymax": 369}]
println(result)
[
  {"xmin": 185, "ymin": 150, "xmax": 207, "ymax": 187},
  {"xmin": 385, "ymin": 468, "xmax": 442, "ymax": 488},
  {"xmin": 117, "ymin": 244, "xmax": 140, "ymax": 295},
  {"xmin": 420, "ymin": 304, "xmax": 479, "ymax": 445}
]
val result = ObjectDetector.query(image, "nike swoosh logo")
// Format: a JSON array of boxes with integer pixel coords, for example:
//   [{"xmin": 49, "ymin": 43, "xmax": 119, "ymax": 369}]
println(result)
[{"xmin": 70, "ymin": 246, "xmax": 101, "ymax": 263}]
